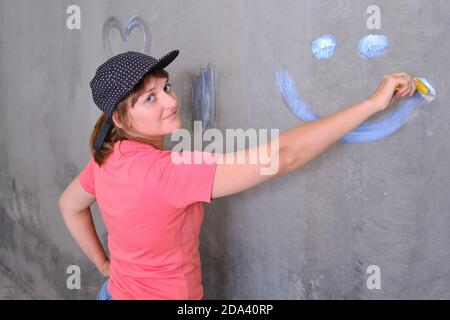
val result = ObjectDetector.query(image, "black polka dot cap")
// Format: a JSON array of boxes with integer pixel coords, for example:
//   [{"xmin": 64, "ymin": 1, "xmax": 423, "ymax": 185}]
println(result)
[{"xmin": 90, "ymin": 49, "xmax": 179, "ymax": 151}]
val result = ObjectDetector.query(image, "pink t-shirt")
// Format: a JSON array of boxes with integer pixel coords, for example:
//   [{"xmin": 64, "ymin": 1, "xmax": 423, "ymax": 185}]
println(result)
[{"xmin": 78, "ymin": 139, "xmax": 218, "ymax": 300}]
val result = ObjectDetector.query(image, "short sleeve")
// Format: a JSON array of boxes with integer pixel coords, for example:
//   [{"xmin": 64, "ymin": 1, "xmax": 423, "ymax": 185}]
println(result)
[
  {"xmin": 78, "ymin": 158, "xmax": 96, "ymax": 196},
  {"xmin": 154, "ymin": 150, "xmax": 219, "ymax": 208}
]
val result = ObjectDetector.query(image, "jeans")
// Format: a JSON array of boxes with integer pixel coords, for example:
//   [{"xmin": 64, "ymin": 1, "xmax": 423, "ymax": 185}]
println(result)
[{"xmin": 97, "ymin": 280, "xmax": 112, "ymax": 300}]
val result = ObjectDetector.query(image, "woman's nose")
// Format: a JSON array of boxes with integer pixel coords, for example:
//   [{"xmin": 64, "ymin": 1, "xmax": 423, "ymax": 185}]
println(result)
[{"xmin": 161, "ymin": 90, "xmax": 177, "ymax": 106}]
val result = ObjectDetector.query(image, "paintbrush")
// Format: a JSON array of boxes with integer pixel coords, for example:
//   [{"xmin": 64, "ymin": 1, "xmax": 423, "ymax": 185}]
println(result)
[{"xmin": 395, "ymin": 78, "xmax": 436, "ymax": 102}]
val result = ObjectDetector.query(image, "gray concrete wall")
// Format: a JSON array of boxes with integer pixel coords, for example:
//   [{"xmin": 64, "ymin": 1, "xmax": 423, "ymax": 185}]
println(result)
[{"xmin": 1, "ymin": 0, "xmax": 449, "ymax": 299}]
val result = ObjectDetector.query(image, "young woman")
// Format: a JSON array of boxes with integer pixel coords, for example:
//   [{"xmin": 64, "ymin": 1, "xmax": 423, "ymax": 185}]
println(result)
[{"xmin": 58, "ymin": 50, "xmax": 416, "ymax": 300}]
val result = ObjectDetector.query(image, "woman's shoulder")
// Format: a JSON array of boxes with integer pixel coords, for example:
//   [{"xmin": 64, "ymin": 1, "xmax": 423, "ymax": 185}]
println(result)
[{"xmin": 113, "ymin": 139, "xmax": 163, "ymax": 156}]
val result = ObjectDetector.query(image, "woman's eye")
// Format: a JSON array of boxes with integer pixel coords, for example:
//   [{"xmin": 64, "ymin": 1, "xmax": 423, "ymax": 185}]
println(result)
[{"xmin": 146, "ymin": 84, "xmax": 172, "ymax": 103}]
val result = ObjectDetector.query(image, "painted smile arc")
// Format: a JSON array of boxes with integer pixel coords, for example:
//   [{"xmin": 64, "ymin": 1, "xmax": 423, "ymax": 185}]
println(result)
[{"xmin": 275, "ymin": 67, "xmax": 428, "ymax": 144}]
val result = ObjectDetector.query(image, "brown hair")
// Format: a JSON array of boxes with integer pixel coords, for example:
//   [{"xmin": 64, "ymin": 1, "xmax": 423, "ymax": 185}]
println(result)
[{"xmin": 89, "ymin": 67, "xmax": 169, "ymax": 166}]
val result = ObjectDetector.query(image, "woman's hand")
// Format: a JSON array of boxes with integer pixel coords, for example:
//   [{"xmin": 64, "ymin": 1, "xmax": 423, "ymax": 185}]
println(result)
[
  {"xmin": 98, "ymin": 259, "xmax": 110, "ymax": 277},
  {"xmin": 367, "ymin": 73, "xmax": 417, "ymax": 112}
]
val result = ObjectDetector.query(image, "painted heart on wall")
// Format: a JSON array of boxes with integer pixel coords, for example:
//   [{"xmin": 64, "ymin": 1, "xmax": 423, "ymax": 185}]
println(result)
[{"xmin": 102, "ymin": 15, "xmax": 151, "ymax": 58}]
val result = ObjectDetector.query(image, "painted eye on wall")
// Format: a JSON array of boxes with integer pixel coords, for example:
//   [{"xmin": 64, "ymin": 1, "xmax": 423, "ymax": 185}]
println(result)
[
  {"xmin": 311, "ymin": 34, "xmax": 337, "ymax": 60},
  {"xmin": 310, "ymin": 34, "xmax": 389, "ymax": 60},
  {"xmin": 358, "ymin": 34, "xmax": 390, "ymax": 59}
]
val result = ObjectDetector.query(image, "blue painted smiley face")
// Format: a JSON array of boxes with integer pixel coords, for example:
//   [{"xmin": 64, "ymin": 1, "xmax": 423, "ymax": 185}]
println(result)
[{"xmin": 276, "ymin": 34, "xmax": 433, "ymax": 144}]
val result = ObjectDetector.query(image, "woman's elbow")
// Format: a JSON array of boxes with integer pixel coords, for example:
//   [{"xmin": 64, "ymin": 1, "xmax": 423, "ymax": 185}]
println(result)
[
  {"xmin": 58, "ymin": 192, "xmax": 80, "ymax": 215},
  {"xmin": 278, "ymin": 144, "xmax": 296, "ymax": 176},
  {"xmin": 58, "ymin": 194, "xmax": 69, "ymax": 214}
]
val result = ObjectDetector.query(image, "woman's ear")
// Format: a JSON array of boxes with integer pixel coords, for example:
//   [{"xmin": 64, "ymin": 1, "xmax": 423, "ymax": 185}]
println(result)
[{"xmin": 112, "ymin": 112, "xmax": 123, "ymax": 129}]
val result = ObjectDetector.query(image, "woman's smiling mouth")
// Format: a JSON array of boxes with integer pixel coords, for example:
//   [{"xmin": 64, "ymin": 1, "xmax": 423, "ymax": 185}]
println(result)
[{"xmin": 163, "ymin": 109, "xmax": 177, "ymax": 120}]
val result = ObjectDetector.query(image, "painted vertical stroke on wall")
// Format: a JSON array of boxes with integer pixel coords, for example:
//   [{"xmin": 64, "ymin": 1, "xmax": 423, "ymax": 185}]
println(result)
[
  {"xmin": 190, "ymin": 64, "xmax": 218, "ymax": 131},
  {"xmin": 275, "ymin": 67, "xmax": 429, "ymax": 144}
]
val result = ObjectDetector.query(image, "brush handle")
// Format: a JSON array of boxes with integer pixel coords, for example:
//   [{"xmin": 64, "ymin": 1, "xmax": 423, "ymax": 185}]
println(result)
[{"xmin": 395, "ymin": 78, "xmax": 429, "ymax": 95}]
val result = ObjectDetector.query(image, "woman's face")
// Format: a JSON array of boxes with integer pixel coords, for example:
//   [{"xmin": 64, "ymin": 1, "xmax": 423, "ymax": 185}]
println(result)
[{"xmin": 126, "ymin": 75, "xmax": 181, "ymax": 139}]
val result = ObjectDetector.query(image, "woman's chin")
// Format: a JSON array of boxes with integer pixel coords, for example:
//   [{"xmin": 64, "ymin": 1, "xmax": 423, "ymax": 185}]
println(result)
[{"xmin": 167, "ymin": 118, "xmax": 182, "ymax": 132}]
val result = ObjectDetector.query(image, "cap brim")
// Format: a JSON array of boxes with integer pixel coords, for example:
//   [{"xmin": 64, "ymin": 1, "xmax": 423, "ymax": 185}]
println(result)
[{"xmin": 154, "ymin": 49, "xmax": 179, "ymax": 70}]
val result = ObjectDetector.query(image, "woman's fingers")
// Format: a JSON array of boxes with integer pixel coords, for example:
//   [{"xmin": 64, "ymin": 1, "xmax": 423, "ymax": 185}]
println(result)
[
  {"xmin": 409, "ymin": 78, "xmax": 417, "ymax": 96},
  {"xmin": 392, "ymin": 73, "xmax": 413, "ymax": 97},
  {"xmin": 370, "ymin": 72, "xmax": 416, "ymax": 112},
  {"xmin": 387, "ymin": 73, "xmax": 417, "ymax": 99},
  {"xmin": 395, "ymin": 75, "xmax": 408, "ymax": 96},
  {"xmin": 403, "ymin": 75, "xmax": 416, "ymax": 96}
]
